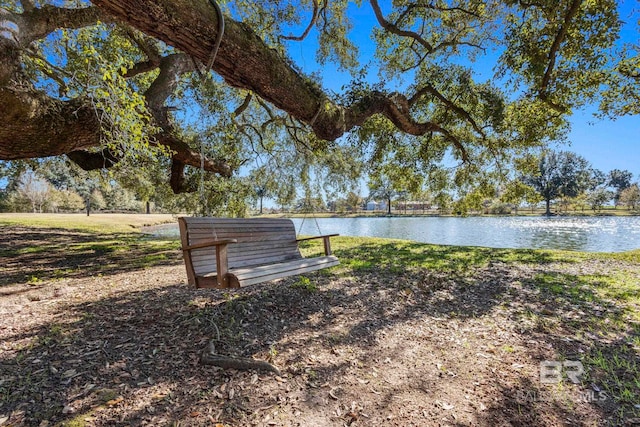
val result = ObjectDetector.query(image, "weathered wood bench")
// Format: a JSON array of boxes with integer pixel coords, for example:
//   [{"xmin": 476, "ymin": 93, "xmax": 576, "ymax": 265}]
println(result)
[{"xmin": 178, "ymin": 217, "xmax": 339, "ymax": 288}]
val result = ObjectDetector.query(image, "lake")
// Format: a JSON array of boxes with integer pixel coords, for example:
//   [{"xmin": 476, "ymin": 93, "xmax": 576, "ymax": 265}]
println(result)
[{"xmin": 148, "ymin": 216, "xmax": 640, "ymax": 253}]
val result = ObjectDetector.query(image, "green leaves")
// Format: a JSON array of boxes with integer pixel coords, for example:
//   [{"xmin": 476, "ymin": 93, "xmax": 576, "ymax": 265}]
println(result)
[
  {"xmin": 500, "ymin": 0, "xmax": 620, "ymax": 110},
  {"xmin": 57, "ymin": 23, "xmax": 160, "ymax": 160}
]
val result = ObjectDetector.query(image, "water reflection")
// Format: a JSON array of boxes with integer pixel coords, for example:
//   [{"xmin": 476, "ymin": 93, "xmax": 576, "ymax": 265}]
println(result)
[
  {"xmin": 146, "ymin": 216, "xmax": 640, "ymax": 252},
  {"xmin": 292, "ymin": 216, "xmax": 640, "ymax": 252}
]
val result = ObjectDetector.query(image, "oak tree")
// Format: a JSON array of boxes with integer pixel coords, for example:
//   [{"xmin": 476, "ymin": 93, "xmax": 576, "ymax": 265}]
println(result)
[
  {"xmin": 0, "ymin": 0, "xmax": 632, "ymax": 193},
  {"xmin": 521, "ymin": 150, "xmax": 592, "ymax": 215}
]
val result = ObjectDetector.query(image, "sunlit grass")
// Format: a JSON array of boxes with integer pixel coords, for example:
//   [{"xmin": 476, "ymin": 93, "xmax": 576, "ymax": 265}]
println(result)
[
  {"xmin": 299, "ymin": 235, "xmax": 581, "ymax": 273},
  {"xmin": 1, "ymin": 217, "xmax": 181, "ymax": 284},
  {"xmin": 0, "ymin": 213, "xmax": 176, "ymax": 234}
]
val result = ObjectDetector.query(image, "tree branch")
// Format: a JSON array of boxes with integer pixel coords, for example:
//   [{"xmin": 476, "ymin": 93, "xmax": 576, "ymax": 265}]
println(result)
[
  {"xmin": 280, "ymin": 0, "xmax": 319, "ymax": 41},
  {"xmin": 1, "ymin": 3, "xmax": 231, "ymax": 189},
  {"xmin": 66, "ymin": 148, "xmax": 120, "ymax": 170},
  {"xmin": 539, "ymin": 0, "xmax": 582, "ymax": 99},
  {"xmin": 369, "ymin": 0, "xmax": 434, "ymax": 52},
  {"xmin": 20, "ymin": 0, "xmax": 35, "ymax": 13},
  {"xmin": 20, "ymin": 5, "xmax": 104, "ymax": 44},
  {"xmin": 409, "ymin": 85, "xmax": 486, "ymax": 138},
  {"xmin": 125, "ymin": 27, "xmax": 162, "ymax": 64},
  {"xmin": 232, "ymin": 92, "xmax": 252, "ymax": 117}
]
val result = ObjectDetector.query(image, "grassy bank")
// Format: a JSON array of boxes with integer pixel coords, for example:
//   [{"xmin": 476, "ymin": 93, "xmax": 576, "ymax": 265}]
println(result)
[
  {"xmin": 0, "ymin": 214, "xmax": 180, "ymax": 285},
  {"xmin": 0, "ymin": 216, "xmax": 639, "ymax": 426},
  {"xmin": 0, "ymin": 213, "xmax": 176, "ymax": 234}
]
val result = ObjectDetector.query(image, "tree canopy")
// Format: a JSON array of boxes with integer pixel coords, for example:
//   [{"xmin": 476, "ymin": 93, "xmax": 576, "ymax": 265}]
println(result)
[
  {"xmin": 520, "ymin": 150, "xmax": 594, "ymax": 215},
  {"xmin": 1, "ymin": 0, "xmax": 637, "ymax": 197}
]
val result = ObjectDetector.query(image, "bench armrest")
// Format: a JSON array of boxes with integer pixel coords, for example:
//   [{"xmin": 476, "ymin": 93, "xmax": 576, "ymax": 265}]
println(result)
[
  {"xmin": 183, "ymin": 238, "xmax": 238, "ymax": 251},
  {"xmin": 296, "ymin": 234, "xmax": 339, "ymax": 255},
  {"xmin": 182, "ymin": 238, "xmax": 238, "ymax": 288}
]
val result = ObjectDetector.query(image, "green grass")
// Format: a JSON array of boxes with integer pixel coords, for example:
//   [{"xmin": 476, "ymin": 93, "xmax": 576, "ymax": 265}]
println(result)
[
  {"xmin": 0, "ymin": 213, "xmax": 175, "ymax": 234},
  {"xmin": 290, "ymin": 275, "xmax": 318, "ymax": 292},
  {"xmin": 299, "ymin": 236, "xmax": 580, "ymax": 274},
  {"xmin": 0, "ymin": 216, "xmax": 181, "ymax": 285},
  {"xmin": 524, "ymin": 267, "xmax": 640, "ymax": 414}
]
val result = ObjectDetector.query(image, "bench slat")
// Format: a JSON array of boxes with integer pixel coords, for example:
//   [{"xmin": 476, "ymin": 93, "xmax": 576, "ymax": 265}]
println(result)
[{"xmin": 200, "ymin": 256, "xmax": 340, "ymax": 287}]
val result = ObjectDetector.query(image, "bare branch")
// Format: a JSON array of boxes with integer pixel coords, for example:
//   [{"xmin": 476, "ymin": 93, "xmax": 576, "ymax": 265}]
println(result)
[
  {"xmin": 232, "ymin": 92, "xmax": 252, "ymax": 117},
  {"xmin": 281, "ymin": 0, "xmax": 319, "ymax": 41},
  {"xmin": 419, "ymin": 3, "xmax": 482, "ymax": 19},
  {"xmin": 23, "ymin": 49, "xmax": 71, "ymax": 96},
  {"xmin": 369, "ymin": 0, "xmax": 434, "ymax": 52}
]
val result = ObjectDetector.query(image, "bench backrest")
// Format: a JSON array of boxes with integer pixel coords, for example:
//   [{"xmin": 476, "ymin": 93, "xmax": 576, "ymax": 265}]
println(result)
[{"xmin": 179, "ymin": 217, "xmax": 303, "ymax": 276}]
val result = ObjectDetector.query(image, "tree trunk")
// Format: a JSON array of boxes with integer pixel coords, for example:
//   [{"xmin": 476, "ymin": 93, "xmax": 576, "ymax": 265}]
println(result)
[
  {"xmin": 86, "ymin": 200, "xmax": 91, "ymax": 216},
  {"xmin": 0, "ymin": 90, "xmax": 103, "ymax": 160},
  {"xmin": 545, "ymin": 198, "xmax": 551, "ymax": 216},
  {"xmin": 146, "ymin": 200, "xmax": 151, "ymax": 214}
]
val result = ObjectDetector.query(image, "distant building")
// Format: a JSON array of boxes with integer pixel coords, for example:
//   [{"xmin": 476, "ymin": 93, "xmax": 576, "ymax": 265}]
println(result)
[{"xmin": 365, "ymin": 200, "xmax": 387, "ymax": 211}]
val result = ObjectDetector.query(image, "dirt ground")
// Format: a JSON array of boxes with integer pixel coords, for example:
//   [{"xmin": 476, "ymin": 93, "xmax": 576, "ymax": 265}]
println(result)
[{"xmin": 1, "ymin": 226, "xmax": 639, "ymax": 426}]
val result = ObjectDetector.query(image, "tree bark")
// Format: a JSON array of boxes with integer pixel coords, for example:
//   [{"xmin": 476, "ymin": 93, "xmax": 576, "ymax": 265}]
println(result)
[
  {"xmin": 91, "ymin": 0, "xmax": 465, "ymax": 148},
  {"xmin": 0, "ymin": 5, "xmax": 230, "ymax": 189},
  {"xmin": 545, "ymin": 198, "xmax": 551, "ymax": 216},
  {"xmin": 0, "ymin": 90, "xmax": 103, "ymax": 160}
]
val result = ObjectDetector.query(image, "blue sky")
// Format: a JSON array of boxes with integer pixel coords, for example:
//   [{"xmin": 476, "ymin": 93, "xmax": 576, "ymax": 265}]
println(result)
[{"xmin": 284, "ymin": 1, "xmax": 640, "ymax": 179}]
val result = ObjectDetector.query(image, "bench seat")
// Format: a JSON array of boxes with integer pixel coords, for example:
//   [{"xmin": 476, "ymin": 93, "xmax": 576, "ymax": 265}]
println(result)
[
  {"xmin": 199, "ymin": 255, "xmax": 339, "ymax": 287},
  {"xmin": 178, "ymin": 217, "xmax": 339, "ymax": 288}
]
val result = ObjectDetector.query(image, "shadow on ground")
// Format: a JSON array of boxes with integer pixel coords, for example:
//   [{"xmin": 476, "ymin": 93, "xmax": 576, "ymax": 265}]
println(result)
[
  {"xmin": 0, "ymin": 226, "xmax": 181, "ymax": 287},
  {"xmin": 0, "ymin": 231, "xmax": 636, "ymax": 426}
]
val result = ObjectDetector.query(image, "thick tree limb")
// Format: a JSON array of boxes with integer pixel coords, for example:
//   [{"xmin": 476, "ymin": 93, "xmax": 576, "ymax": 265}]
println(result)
[
  {"xmin": 0, "ymin": 4, "xmax": 231, "ymax": 188},
  {"xmin": 0, "ymin": 89, "xmax": 103, "ymax": 159},
  {"xmin": 91, "ymin": 0, "xmax": 465, "ymax": 147},
  {"xmin": 2, "ymin": 0, "xmax": 473, "ymax": 165},
  {"xmin": 20, "ymin": 0, "xmax": 36, "ymax": 13},
  {"xmin": 143, "ymin": 53, "xmax": 194, "ymax": 127},
  {"xmin": 125, "ymin": 27, "xmax": 162, "ymax": 64},
  {"xmin": 67, "ymin": 148, "xmax": 120, "ymax": 170},
  {"xmin": 18, "ymin": 5, "xmax": 104, "ymax": 44}
]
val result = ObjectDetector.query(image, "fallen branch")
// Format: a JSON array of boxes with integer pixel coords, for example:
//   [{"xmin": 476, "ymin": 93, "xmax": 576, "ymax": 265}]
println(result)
[{"xmin": 200, "ymin": 341, "xmax": 281, "ymax": 375}]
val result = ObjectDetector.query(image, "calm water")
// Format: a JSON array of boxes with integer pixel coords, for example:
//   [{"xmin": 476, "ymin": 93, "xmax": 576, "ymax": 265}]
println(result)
[
  {"xmin": 149, "ymin": 216, "xmax": 640, "ymax": 252},
  {"xmin": 291, "ymin": 216, "xmax": 640, "ymax": 252}
]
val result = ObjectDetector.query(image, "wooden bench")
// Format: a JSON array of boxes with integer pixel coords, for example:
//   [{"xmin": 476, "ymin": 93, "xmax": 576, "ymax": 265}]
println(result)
[{"xmin": 178, "ymin": 217, "xmax": 339, "ymax": 288}]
